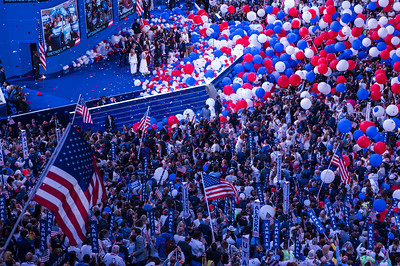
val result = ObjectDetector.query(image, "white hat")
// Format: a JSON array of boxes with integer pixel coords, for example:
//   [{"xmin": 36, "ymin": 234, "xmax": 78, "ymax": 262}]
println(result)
[
  {"xmin": 227, "ymin": 225, "xmax": 235, "ymax": 232},
  {"xmin": 308, "ymin": 250, "xmax": 315, "ymax": 259}
]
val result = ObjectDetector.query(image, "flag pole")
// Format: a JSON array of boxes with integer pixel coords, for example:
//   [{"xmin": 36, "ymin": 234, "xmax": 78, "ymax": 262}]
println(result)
[
  {"xmin": 0, "ymin": 123, "xmax": 73, "ymax": 258},
  {"xmin": 137, "ymin": 106, "xmax": 150, "ymax": 158},
  {"xmin": 71, "ymin": 94, "xmax": 82, "ymax": 125},
  {"xmin": 200, "ymin": 173, "xmax": 216, "ymax": 243}
]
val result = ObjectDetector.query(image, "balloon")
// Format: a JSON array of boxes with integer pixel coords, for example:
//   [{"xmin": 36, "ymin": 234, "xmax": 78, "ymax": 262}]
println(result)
[
  {"xmin": 171, "ymin": 189, "xmax": 178, "ymax": 197},
  {"xmin": 359, "ymin": 193, "xmax": 366, "ymax": 200},
  {"xmin": 183, "ymin": 64, "xmax": 194, "ymax": 74},
  {"xmin": 373, "ymin": 199, "xmax": 386, "ymax": 213},
  {"xmin": 366, "ymin": 126, "xmax": 378, "ymax": 138},
  {"xmin": 257, "ymin": 9, "xmax": 265, "ymax": 17},
  {"xmin": 373, "ymin": 142, "xmax": 386, "ymax": 155},
  {"xmin": 260, "ymin": 205, "xmax": 275, "ymax": 220},
  {"xmin": 356, "ymin": 213, "xmax": 363, "ymax": 220},
  {"xmin": 304, "ymin": 199, "xmax": 311, "ymax": 207},
  {"xmin": 169, "ymin": 173, "xmax": 177, "ymax": 181},
  {"xmin": 383, "ymin": 119, "xmax": 396, "ymax": 131},
  {"xmin": 337, "ymin": 119, "xmax": 352, "ymax": 133},
  {"xmin": 321, "ymin": 169, "xmax": 335, "ymax": 184},
  {"xmin": 373, "ymin": 106, "xmax": 385, "ymax": 117},
  {"xmin": 300, "ymin": 98, "xmax": 312, "ymax": 109},
  {"xmin": 228, "ymin": 5, "xmax": 235, "ymax": 13},
  {"xmin": 357, "ymin": 136, "xmax": 370, "ymax": 148},
  {"xmin": 393, "ymin": 189, "xmax": 400, "ymax": 199},
  {"xmin": 255, "ymin": 88, "xmax": 265, "ymax": 98},
  {"xmin": 386, "ymin": 105, "xmax": 399, "ymax": 116},
  {"xmin": 370, "ymin": 153, "xmax": 383, "ymax": 167},
  {"xmin": 357, "ymin": 88, "xmax": 369, "ymax": 100},
  {"xmin": 394, "ymin": 207, "xmax": 399, "ymax": 213},
  {"xmin": 206, "ymin": 98, "xmax": 215, "ymax": 107},
  {"xmin": 247, "ymin": 11, "xmax": 257, "ymax": 21},
  {"xmin": 153, "ymin": 167, "xmax": 169, "ymax": 182},
  {"xmin": 167, "ymin": 115, "xmax": 179, "ymax": 126},
  {"xmin": 203, "ymin": 164, "xmax": 208, "ymax": 171},
  {"xmin": 353, "ymin": 129, "xmax": 364, "ymax": 141}
]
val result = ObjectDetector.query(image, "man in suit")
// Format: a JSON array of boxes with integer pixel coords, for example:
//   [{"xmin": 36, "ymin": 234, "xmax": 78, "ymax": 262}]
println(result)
[
  {"xmin": 178, "ymin": 38, "xmax": 186, "ymax": 59},
  {"xmin": 118, "ymin": 36, "xmax": 129, "ymax": 67},
  {"xmin": 105, "ymin": 114, "xmax": 115, "ymax": 132},
  {"xmin": 0, "ymin": 66, "xmax": 6, "ymax": 85},
  {"xmin": 132, "ymin": 228, "xmax": 146, "ymax": 266}
]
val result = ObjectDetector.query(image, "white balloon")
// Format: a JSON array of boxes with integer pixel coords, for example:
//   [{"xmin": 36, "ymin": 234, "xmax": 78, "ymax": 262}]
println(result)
[
  {"xmin": 247, "ymin": 11, "xmax": 257, "ymax": 22},
  {"xmin": 257, "ymin": 9, "xmax": 265, "ymax": 17},
  {"xmin": 171, "ymin": 189, "xmax": 178, "ymax": 197},
  {"xmin": 258, "ymin": 34, "xmax": 267, "ymax": 43},
  {"xmin": 383, "ymin": 119, "xmax": 396, "ymax": 132},
  {"xmin": 134, "ymin": 80, "xmax": 142, "ymax": 86},
  {"xmin": 373, "ymin": 106, "xmax": 385, "ymax": 117},
  {"xmin": 362, "ymin": 38, "xmax": 372, "ymax": 47},
  {"xmin": 393, "ymin": 189, "xmax": 400, "ymax": 199},
  {"xmin": 337, "ymin": 60, "xmax": 349, "ymax": 72},
  {"xmin": 242, "ymin": 89, "xmax": 253, "ymax": 100},
  {"xmin": 300, "ymin": 98, "xmax": 312, "ymax": 109},
  {"xmin": 379, "ymin": 16, "xmax": 388, "ymax": 26},
  {"xmin": 304, "ymin": 48, "xmax": 314, "ymax": 58},
  {"xmin": 285, "ymin": 0, "xmax": 295, "ymax": 8},
  {"xmin": 321, "ymin": 169, "xmax": 335, "ymax": 184},
  {"xmin": 267, "ymin": 14, "xmax": 276, "ymax": 24},
  {"xmin": 318, "ymin": 82, "xmax": 331, "ymax": 95},
  {"xmin": 260, "ymin": 205, "xmax": 275, "ymax": 220},
  {"xmin": 354, "ymin": 18, "xmax": 364, "ymax": 27},
  {"xmin": 206, "ymin": 98, "xmax": 215, "ymax": 107},
  {"xmin": 354, "ymin": 4, "xmax": 363, "ymax": 14},
  {"xmin": 211, "ymin": 60, "xmax": 222, "ymax": 70},
  {"xmin": 285, "ymin": 45, "xmax": 295, "ymax": 55},
  {"xmin": 369, "ymin": 47, "xmax": 379, "ymax": 57},
  {"xmin": 394, "ymin": 2, "xmax": 400, "ymax": 11},
  {"xmin": 378, "ymin": 0, "xmax": 389, "ymax": 7},
  {"xmin": 303, "ymin": 11, "xmax": 312, "ymax": 22},
  {"xmin": 342, "ymin": 1, "xmax": 351, "ymax": 9},
  {"xmin": 275, "ymin": 61, "xmax": 286, "ymax": 72},
  {"xmin": 392, "ymin": 37, "xmax": 400, "ymax": 46},
  {"xmin": 386, "ymin": 105, "xmax": 399, "ymax": 116},
  {"xmin": 368, "ymin": 19, "xmax": 378, "ymax": 29},
  {"xmin": 153, "ymin": 167, "xmax": 169, "ymax": 182},
  {"xmin": 304, "ymin": 199, "xmax": 311, "ymax": 207},
  {"xmin": 283, "ymin": 22, "xmax": 292, "ymax": 31},
  {"xmin": 300, "ymin": 91, "xmax": 311, "ymax": 99},
  {"xmin": 378, "ymin": 28, "xmax": 388, "ymax": 38}
]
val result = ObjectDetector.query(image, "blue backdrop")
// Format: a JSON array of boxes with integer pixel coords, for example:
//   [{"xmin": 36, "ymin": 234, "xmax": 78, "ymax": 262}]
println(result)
[{"xmin": 0, "ymin": 0, "xmax": 138, "ymax": 77}]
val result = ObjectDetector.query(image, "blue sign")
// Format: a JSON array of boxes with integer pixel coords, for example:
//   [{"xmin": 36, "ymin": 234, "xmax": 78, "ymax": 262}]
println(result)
[
  {"xmin": 307, "ymin": 209, "xmax": 325, "ymax": 233},
  {"xmin": 264, "ymin": 220, "xmax": 270, "ymax": 250},
  {"xmin": 90, "ymin": 220, "xmax": 99, "ymax": 253},
  {"xmin": 273, "ymin": 220, "xmax": 280, "ymax": 250},
  {"xmin": 149, "ymin": 210, "xmax": 156, "ymax": 236},
  {"xmin": 294, "ymin": 233, "xmax": 301, "ymax": 259},
  {"xmin": 386, "ymin": 199, "xmax": 400, "ymax": 219},
  {"xmin": 111, "ymin": 142, "xmax": 116, "ymax": 161},
  {"xmin": 367, "ymin": 222, "xmax": 374, "ymax": 251},
  {"xmin": 167, "ymin": 208, "xmax": 174, "ymax": 233},
  {"xmin": 326, "ymin": 203, "xmax": 338, "ymax": 231},
  {"xmin": 230, "ymin": 197, "xmax": 236, "ymax": 223},
  {"xmin": 21, "ymin": 130, "xmax": 29, "ymax": 160},
  {"xmin": 40, "ymin": 219, "xmax": 47, "ymax": 251},
  {"xmin": 256, "ymin": 184, "xmax": 265, "ymax": 205},
  {"xmin": 0, "ymin": 195, "xmax": 6, "ymax": 222},
  {"xmin": 248, "ymin": 131, "xmax": 254, "ymax": 150},
  {"xmin": 47, "ymin": 211, "xmax": 54, "ymax": 236}
]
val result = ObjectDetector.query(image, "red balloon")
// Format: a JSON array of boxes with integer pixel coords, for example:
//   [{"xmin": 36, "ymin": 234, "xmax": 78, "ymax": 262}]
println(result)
[
  {"xmin": 343, "ymin": 155, "xmax": 350, "ymax": 167},
  {"xmin": 167, "ymin": 115, "xmax": 179, "ymax": 126},
  {"xmin": 348, "ymin": 60, "xmax": 356, "ymax": 71},
  {"xmin": 337, "ymin": 76, "xmax": 346, "ymax": 84},
  {"xmin": 272, "ymin": 7, "xmax": 279, "ymax": 14},
  {"xmin": 326, "ymin": 5, "xmax": 336, "ymax": 15},
  {"xmin": 314, "ymin": 36, "xmax": 323, "ymax": 46},
  {"xmin": 318, "ymin": 57, "xmax": 328, "ymax": 65},
  {"xmin": 394, "ymin": 62, "xmax": 400, "ymax": 72},
  {"xmin": 376, "ymin": 73, "xmax": 387, "ymax": 84},
  {"xmin": 309, "ymin": 9, "xmax": 316, "ymax": 18},
  {"xmin": 288, "ymin": 7, "xmax": 299, "ymax": 17},
  {"xmin": 22, "ymin": 169, "xmax": 29, "ymax": 176},
  {"xmin": 318, "ymin": 64, "xmax": 328, "ymax": 74},
  {"xmin": 371, "ymin": 84, "xmax": 381, "ymax": 91},
  {"xmin": 132, "ymin": 122, "xmax": 140, "ymax": 132},
  {"xmin": 351, "ymin": 27, "xmax": 362, "ymax": 37},
  {"xmin": 244, "ymin": 54, "xmax": 253, "ymax": 63},
  {"xmin": 242, "ymin": 5, "xmax": 250, "ymax": 13},
  {"xmin": 374, "ymin": 142, "xmax": 387, "ymax": 154},
  {"xmin": 228, "ymin": 5, "xmax": 235, "ymax": 14},
  {"xmin": 360, "ymin": 121, "xmax": 375, "ymax": 133},
  {"xmin": 223, "ymin": 85, "xmax": 234, "ymax": 95},
  {"xmin": 291, "ymin": 19, "xmax": 300, "ymax": 28},
  {"xmin": 289, "ymin": 74, "xmax": 301, "ymax": 86},
  {"xmin": 381, "ymin": 50, "xmax": 390, "ymax": 60},
  {"xmin": 247, "ymin": 72, "xmax": 257, "ymax": 82},
  {"xmin": 394, "ymin": 207, "xmax": 399, "ymax": 213},
  {"xmin": 183, "ymin": 64, "xmax": 194, "ymax": 74},
  {"xmin": 371, "ymin": 90, "xmax": 382, "ymax": 101},
  {"xmin": 392, "ymin": 83, "xmax": 400, "ymax": 94},
  {"xmin": 357, "ymin": 136, "xmax": 370, "ymax": 148},
  {"xmin": 193, "ymin": 15, "xmax": 202, "ymax": 24},
  {"xmin": 236, "ymin": 99, "xmax": 247, "ymax": 109},
  {"xmin": 322, "ymin": 14, "xmax": 332, "ymax": 23},
  {"xmin": 299, "ymin": 27, "xmax": 309, "ymax": 37},
  {"xmin": 278, "ymin": 75, "xmax": 290, "ymax": 87},
  {"xmin": 220, "ymin": 116, "xmax": 227, "ymax": 123},
  {"xmin": 311, "ymin": 56, "xmax": 320, "ymax": 66},
  {"xmin": 295, "ymin": 51, "xmax": 304, "ymax": 60}
]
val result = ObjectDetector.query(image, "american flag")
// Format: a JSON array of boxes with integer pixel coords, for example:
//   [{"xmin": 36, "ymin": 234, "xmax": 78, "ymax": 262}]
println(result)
[
  {"xmin": 138, "ymin": 107, "xmax": 151, "ymax": 133},
  {"xmin": 136, "ymin": 0, "xmax": 143, "ymax": 15},
  {"xmin": 33, "ymin": 125, "xmax": 106, "ymax": 246},
  {"xmin": 155, "ymin": 187, "xmax": 163, "ymax": 200},
  {"xmin": 76, "ymin": 97, "xmax": 93, "ymax": 124},
  {"xmin": 301, "ymin": 35, "xmax": 318, "ymax": 53},
  {"xmin": 331, "ymin": 149, "xmax": 350, "ymax": 184},
  {"xmin": 202, "ymin": 174, "xmax": 238, "ymax": 201},
  {"xmin": 38, "ymin": 21, "xmax": 46, "ymax": 71}
]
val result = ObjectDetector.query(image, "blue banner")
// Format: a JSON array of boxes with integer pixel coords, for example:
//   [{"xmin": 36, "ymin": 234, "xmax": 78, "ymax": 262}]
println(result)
[
  {"xmin": 273, "ymin": 220, "xmax": 280, "ymax": 250},
  {"xmin": 111, "ymin": 142, "xmax": 116, "ymax": 161},
  {"xmin": 283, "ymin": 182, "xmax": 290, "ymax": 215},
  {"xmin": 167, "ymin": 208, "xmax": 174, "ymax": 233},
  {"xmin": 242, "ymin": 235, "xmax": 250, "ymax": 266},
  {"xmin": 367, "ymin": 222, "xmax": 374, "ymax": 251},
  {"xmin": 384, "ymin": 131, "xmax": 388, "ymax": 144},
  {"xmin": 307, "ymin": 209, "xmax": 326, "ymax": 233},
  {"xmin": 394, "ymin": 214, "xmax": 400, "ymax": 231},
  {"xmin": 263, "ymin": 220, "xmax": 270, "ymax": 251},
  {"xmin": 21, "ymin": 130, "xmax": 28, "ymax": 160},
  {"xmin": 326, "ymin": 203, "xmax": 338, "ymax": 231},
  {"xmin": 386, "ymin": 199, "xmax": 400, "ymax": 219},
  {"xmin": 230, "ymin": 139, "xmax": 235, "ymax": 154},
  {"xmin": 248, "ymin": 131, "xmax": 254, "ymax": 150},
  {"xmin": 294, "ymin": 233, "xmax": 301, "ymax": 259},
  {"xmin": 109, "ymin": 213, "xmax": 115, "ymax": 235},
  {"xmin": 252, "ymin": 201, "xmax": 260, "ymax": 238},
  {"xmin": 224, "ymin": 198, "xmax": 228, "ymax": 216},
  {"xmin": 230, "ymin": 197, "xmax": 236, "ymax": 223},
  {"xmin": 298, "ymin": 188, "xmax": 304, "ymax": 204},
  {"xmin": 90, "ymin": 220, "xmax": 99, "ymax": 253},
  {"xmin": 256, "ymin": 184, "xmax": 265, "ymax": 205},
  {"xmin": 182, "ymin": 183, "xmax": 190, "ymax": 219},
  {"xmin": 149, "ymin": 209, "xmax": 156, "ymax": 236},
  {"xmin": 0, "ymin": 141, "xmax": 4, "ymax": 167},
  {"xmin": 47, "ymin": 211, "xmax": 54, "ymax": 236},
  {"xmin": 40, "ymin": 219, "xmax": 47, "ymax": 251},
  {"xmin": 214, "ymin": 198, "xmax": 219, "ymax": 218},
  {"xmin": 342, "ymin": 205, "xmax": 350, "ymax": 227},
  {"xmin": 0, "ymin": 195, "xmax": 6, "ymax": 222},
  {"xmin": 56, "ymin": 128, "xmax": 62, "ymax": 143},
  {"xmin": 143, "ymin": 159, "xmax": 148, "ymax": 177},
  {"xmin": 276, "ymin": 153, "xmax": 282, "ymax": 180}
]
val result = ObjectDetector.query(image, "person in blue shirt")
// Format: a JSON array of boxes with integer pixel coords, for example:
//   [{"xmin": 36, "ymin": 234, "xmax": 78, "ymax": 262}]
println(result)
[{"xmin": 155, "ymin": 226, "xmax": 174, "ymax": 261}]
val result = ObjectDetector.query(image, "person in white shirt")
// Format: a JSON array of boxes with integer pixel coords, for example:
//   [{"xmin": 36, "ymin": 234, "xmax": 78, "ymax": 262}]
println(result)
[
  {"xmin": 103, "ymin": 245, "xmax": 126, "ymax": 266},
  {"xmin": 189, "ymin": 231, "xmax": 205, "ymax": 258}
]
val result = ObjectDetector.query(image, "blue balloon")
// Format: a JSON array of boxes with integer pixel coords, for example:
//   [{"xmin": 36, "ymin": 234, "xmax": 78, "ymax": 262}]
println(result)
[
  {"xmin": 368, "ymin": 2, "xmax": 377, "ymax": 10},
  {"xmin": 222, "ymin": 77, "xmax": 231, "ymax": 86},
  {"xmin": 377, "ymin": 42, "xmax": 387, "ymax": 51},
  {"xmin": 310, "ymin": 15, "xmax": 319, "ymax": 24},
  {"xmin": 306, "ymin": 72, "xmax": 315, "ymax": 82},
  {"xmin": 273, "ymin": 25, "xmax": 282, "ymax": 34},
  {"xmin": 336, "ymin": 83, "xmax": 346, "ymax": 93},
  {"xmin": 258, "ymin": 66, "xmax": 267, "ymax": 75},
  {"xmin": 277, "ymin": 10, "xmax": 285, "ymax": 20},
  {"xmin": 265, "ymin": 5, "xmax": 273, "ymax": 14},
  {"xmin": 274, "ymin": 43, "xmax": 284, "ymax": 53},
  {"xmin": 161, "ymin": 12, "xmax": 169, "ymax": 20},
  {"xmin": 287, "ymin": 33, "xmax": 297, "ymax": 43},
  {"xmin": 366, "ymin": 126, "xmax": 378, "ymax": 138},
  {"xmin": 253, "ymin": 54, "xmax": 263, "ymax": 64},
  {"xmin": 388, "ymin": 232, "xmax": 395, "ymax": 240},
  {"xmin": 359, "ymin": 193, "xmax": 366, "ymax": 200},
  {"xmin": 335, "ymin": 42, "xmax": 345, "ymax": 52},
  {"xmin": 297, "ymin": 40, "xmax": 308, "ymax": 50},
  {"xmin": 356, "ymin": 213, "xmax": 363, "ymax": 220},
  {"xmin": 104, "ymin": 206, "xmax": 111, "ymax": 213},
  {"xmin": 221, "ymin": 110, "xmax": 229, "ymax": 117},
  {"xmin": 337, "ymin": 119, "xmax": 352, "ymax": 133},
  {"xmin": 205, "ymin": 70, "xmax": 214, "ymax": 79},
  {"xmin": 232, "ymin": 83, "xmax": 241, "ymax": 92},
  {"xmin": 186, "ymin": 77, "xmax": 196, "ymax": 86},
  {"xmin": 373, "ymin": 199, "xmax": 386, "ymax": 212},
  {"xmin": 357, "ymin": 88, "xmax": 369, "ymax": 100},
  {"xmin": 373, "ymin": 132, "xmax": 384, "ymax": 142},
  {"xmin": 384, "ymin": 183, "xmax": 390, "ymax": 190},
  {"xmin": 331, "ymin": 21, "xmax": 341, "ymax": 32},
  {"xmin": 157, "ymin": 122, "xmax": 163, "ymax": 130},
  {"xmin": 393, "ymin": 117, "xmax": 400, "ymax": 129},
  {"xmin": 189, "ymin": 52, "xmax": 199, "ymax": 60},
  {"xmin": 150, "ymin": 117, "xmax": 157, "ymax": 126},
  {"xmin": 305, "ymin": 64, "xmax": 313, "ymax": 71},
  {"xmin": 341, "ymin": 13, "xmax": 351, "ymax": 23},
  {"xmin": 169, "ymin": 173, "xmax": 177, "ymax": 181},
  {"xmin": 352, "ymin": 39, "xmax": 362, "ymax": 50},
  {"xmin": 358, "ymin": 51, "xmax": 367, "ymax": 59},
  {"xmin": 203, "ymin": 164, "xmax": 208, "ymax": 172},
  {"xmin": 214, "ymin": 50, "xmax": 223, "ymax": 58},
  {"xmin": 370, "ymin": 154, "xmax": 383, "ymax": 167},
  {"xmin": 234, "ymin": 64, "xmax": 244, "ymax": 73},
  {"xmin": 256, "ymin": 88, "xmax": 265, "ymax": 98},
  {"xmin": 353, "ymin": 129, "xmax": 365, "ymax": 141}
]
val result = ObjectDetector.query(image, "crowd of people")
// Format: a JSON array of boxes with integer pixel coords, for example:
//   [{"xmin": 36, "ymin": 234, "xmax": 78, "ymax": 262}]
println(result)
[
  {"xmin": 1, "ymin": 0, "xmax": 400, "ymax": 265},
  {"xmin": 0, "ymin": 67, "xmax": 30, "ymax": 115}
]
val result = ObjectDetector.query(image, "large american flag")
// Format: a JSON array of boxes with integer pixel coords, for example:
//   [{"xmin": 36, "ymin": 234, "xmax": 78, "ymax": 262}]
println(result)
[
  {"xmin": 202, "ymin": 173, "xmax": 238, "ymax": 201},
  {"xmin": 76, "ymin": 97, "xmax": 93, "ymax": 124},
  {"xmin": 138, "ymin": 107, "xmax": 151, "ymax": 132},
  {"xmin": 331, "ymin": 149, "xmax": 350, "ymax": 184},
  {"xmin": 136, "ymin": 0, "xmax": 143, "ymax": 15},
  {"xmin": 38, "ymin": 21, "xmax": 46, "ymax": 71},
  {"xmin": 33, "ymin": 125, "xmax": 106, "ymax": 246}
]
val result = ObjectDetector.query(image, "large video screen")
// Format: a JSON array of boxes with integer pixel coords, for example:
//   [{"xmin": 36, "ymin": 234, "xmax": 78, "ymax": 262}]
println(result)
[
  {"xmin": 118, "ymin": 0, "xmax": 136, "ymax": 20},
  {"xmin": 41, "ymin": 0, "xmax": 81, "ymax": 57},
  {"xmin": 84, "ymin": 0, "xmax": 114, "ymax": 38}
]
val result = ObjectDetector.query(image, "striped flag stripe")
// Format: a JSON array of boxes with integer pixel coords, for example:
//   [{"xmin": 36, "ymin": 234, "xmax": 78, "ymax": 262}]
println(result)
[
  {"xmin": 38, "ymin": 22, "xmax": 46, "ymax": 71},
  {"xmin": 332, "ymin": 154, "xmax": 350, "ymax": 184},
  {"xmin": 137, "ymin": 0, "xmax": 143, "ymax": 14}
]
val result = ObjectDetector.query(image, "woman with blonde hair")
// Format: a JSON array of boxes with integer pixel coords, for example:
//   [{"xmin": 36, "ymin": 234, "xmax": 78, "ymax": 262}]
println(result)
[{"xmin": 128, "ymin": 48, "xmax": 138, "ymax": 75}]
